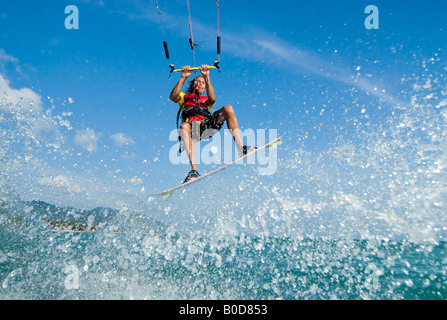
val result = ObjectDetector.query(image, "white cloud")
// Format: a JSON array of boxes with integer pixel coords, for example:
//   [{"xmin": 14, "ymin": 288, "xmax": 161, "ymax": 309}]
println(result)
[
  {"xmin": 0, "ymin": 73, "xmax": 42, "ymax": 113},
  {"xmin": 0, "ymin": 50, "xmax": 38, "ymax": 108},
  {"xmin": 227, "ymin": 31, "xmax": 397, "ymax": 103},
  {"xmin": 74, "ymin": 128, "xmax": 100, "ymax": 152},
  {"xmin": 0, "ymin": 72, "xmax": 61, "ymax": 144},
  {"xmin": 0, "ymin": 49, "xmax": 22, "ymax": 74},
  {"xmin": 110, "ymin": 132, "xmax": 135, "ymax": 147},
  {"xmin": 38, "ymin": 174, "xmax": 84, "ymax": 193},
  {"xmin": 0, "ymin": 49, "xmax": 19, "ymax": 64}
]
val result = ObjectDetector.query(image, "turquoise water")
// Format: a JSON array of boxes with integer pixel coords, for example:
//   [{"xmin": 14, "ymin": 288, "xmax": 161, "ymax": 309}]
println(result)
[{"xmin": 0, "ymin": 200, "xmax": 446, "ymax": 300}]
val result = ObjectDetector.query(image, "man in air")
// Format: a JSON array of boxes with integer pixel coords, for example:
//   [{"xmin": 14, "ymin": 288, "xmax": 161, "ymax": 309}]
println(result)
[{"xmin": 169, "ymin": 64, "xmax": 255, "ymax": 183}]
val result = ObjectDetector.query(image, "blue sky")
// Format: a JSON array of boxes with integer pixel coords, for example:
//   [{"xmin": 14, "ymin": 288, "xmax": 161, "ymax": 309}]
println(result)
[{"xmin": 0, "ymin": 0, "xmax": 446, "ymax": 208}]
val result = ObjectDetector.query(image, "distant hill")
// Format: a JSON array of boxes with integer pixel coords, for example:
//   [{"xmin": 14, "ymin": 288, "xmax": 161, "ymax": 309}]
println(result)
[{"xmin": 0, "ymin": 199, "xmax": 167, "ymax": 234}]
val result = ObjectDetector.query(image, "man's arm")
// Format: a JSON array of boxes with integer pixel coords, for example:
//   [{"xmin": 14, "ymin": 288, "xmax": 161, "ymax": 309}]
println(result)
[
  {"xmin": 200, "ymin": 65, "xmax": 216, "ymax": 106},
  {"xmin": 169, "ymin": 66, "xmax": 192, "ymax": 102}
]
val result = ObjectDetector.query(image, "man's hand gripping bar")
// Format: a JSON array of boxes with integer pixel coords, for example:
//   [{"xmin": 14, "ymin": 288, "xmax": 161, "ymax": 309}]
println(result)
[{"xmin": 169, "ymin": 61, "xmax": 221, "ymax": 75}]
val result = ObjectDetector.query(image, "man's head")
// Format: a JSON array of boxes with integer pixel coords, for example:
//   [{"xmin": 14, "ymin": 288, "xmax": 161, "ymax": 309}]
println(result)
[{"xmin": 187, "ymin": 76, "xmax": 206, "ymax": 95}]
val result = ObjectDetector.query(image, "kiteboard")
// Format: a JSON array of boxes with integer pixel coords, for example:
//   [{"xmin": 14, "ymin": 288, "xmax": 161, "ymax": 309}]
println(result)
[{"xmin": 155, "ymin": 136, "xmax": 282, "ymax": 199}]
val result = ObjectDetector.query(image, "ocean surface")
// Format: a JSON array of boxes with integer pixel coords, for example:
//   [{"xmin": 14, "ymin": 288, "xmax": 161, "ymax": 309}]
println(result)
[
  {"xmin": 1, "ymin": 172, "xmax": 446, "ymax": 300},
  {"xmin": 0, "ymin": 199, "xmax": 446, "ymax": 300}
]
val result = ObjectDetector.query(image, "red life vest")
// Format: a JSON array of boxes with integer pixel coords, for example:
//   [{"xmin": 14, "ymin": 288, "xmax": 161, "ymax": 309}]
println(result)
[{"xmin": 182, "ymin": 93, "xmax": 211, "ymax": 122}]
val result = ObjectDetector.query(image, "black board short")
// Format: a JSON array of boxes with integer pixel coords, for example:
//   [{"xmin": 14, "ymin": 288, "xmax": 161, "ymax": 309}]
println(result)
[{"xmin": 190, "ymin": 112, "xmax": 223, "ymax": 141}]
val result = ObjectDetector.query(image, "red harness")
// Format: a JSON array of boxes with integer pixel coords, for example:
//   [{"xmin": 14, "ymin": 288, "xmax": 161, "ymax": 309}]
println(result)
[{"xmin": 183, "ymin": 93, "xmax": 210, "ymax": 122}]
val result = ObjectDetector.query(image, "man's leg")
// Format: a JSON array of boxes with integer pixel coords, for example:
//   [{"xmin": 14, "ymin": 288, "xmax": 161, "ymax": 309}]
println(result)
[
  {"xmin": 179, "ymin": 122, "xmax": 198, "ymax": 172},
  {"xmin": 214, "ymin": 105, "xmax": 255, "ymax": 155},
  {"xmin": 214, "ymin": 105, "xmax": 243, "ymax": 150}
]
